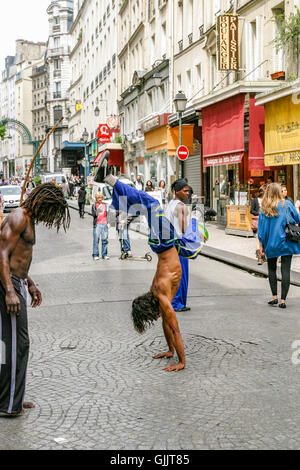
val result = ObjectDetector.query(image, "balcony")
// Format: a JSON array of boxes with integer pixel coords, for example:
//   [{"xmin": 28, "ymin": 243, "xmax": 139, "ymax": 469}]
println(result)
[
  {"xmin": 188, "ymin": 33, "xmax": 193, "ymax": 45},
  {"xmin": 53, "ymin": 69, "xmax": 61, "ymax": 78},
  {"xmin": 53, "ymin": 92, "xmax": 62, "ymax": 99},
  {"xmin": 48, "ymin": 47, "xmax": 64, "ymax": 57},
  {"xmin": 52, "ymin": 25, "xmax": 61, "ymax": 33},
  {"xmin": 178, "ymin": 40, "xmax": 183, "ymax": 52}
]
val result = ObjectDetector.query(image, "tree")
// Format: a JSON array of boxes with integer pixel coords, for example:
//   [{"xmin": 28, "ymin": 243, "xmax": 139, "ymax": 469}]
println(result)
[
  {"xmin": 0, "ymin": 125, "xmax": 6, "ymax": 141},
  {"xmin": 273, "ymin": 8, "xmax": 300, "ymax": 57}
]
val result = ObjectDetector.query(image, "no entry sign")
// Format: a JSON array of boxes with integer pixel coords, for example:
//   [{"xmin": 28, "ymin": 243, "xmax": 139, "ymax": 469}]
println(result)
[{"xmin": 176, "ymin": 145, "xmax": 189, "ymax": 161}]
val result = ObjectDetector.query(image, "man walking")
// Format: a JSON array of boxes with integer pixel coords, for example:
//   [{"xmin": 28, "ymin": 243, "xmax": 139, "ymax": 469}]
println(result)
[
  {"xmin": 166, "ymin": 179, "xmax": 191, "ymax": 312},
  {"xmin": 77, "ymin": 184, "xmax": 87, "ymax": 218},
  {"xmin": 0, "ymin": 183, "xmax": 70, "ymax": 416}
]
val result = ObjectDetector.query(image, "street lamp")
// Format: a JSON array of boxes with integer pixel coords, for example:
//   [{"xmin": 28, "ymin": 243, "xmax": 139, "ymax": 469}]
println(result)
[
  {"xmin": 94, "ymin": 106, "xmax": 100, "ymax": 117},
  {"xmin": 82, "ymin": 128, "xmax": 89, "ymax": 186},
  {"xmin": 173, "ymin": 91, "xmax": 187, "ymax": 147},
  {"xmin": 173, "ymin": 91, "xmax": 187, "ymax": 178}
]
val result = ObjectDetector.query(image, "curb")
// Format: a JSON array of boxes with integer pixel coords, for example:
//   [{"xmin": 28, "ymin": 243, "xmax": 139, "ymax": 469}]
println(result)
[{"xmin": 68, "ymin": 201, "xmax": 300, "ymax": 287}]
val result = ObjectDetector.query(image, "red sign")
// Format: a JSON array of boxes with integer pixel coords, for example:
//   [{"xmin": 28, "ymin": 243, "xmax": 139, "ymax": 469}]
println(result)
[
  {"xmin": 176, "ymin": 145, "xmax": 189, "ymax": 161},
  {"xmin": 97, "ymin": 124, "xmax": 112, "ymax": 143}
]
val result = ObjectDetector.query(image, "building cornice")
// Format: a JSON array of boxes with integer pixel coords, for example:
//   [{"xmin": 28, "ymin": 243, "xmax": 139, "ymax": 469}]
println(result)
[
  {"xmin": 70, "ymin": 0, "xmax": 88, "ymax": 33},
  {"xmin": 255, "ymin": 78, "xmax": 300, "ymax": 106},
  {"xmin": 118, "ymin": 22, "xmax": 144, "ymax": 58},
  {"xmin": 192, "ymin": 80, "xmax": 282, "ymax": 110}
]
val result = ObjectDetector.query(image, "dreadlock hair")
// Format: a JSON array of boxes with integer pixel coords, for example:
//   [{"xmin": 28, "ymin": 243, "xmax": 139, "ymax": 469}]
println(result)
[
  {"xmin": 132, "ymin": 291, "xmax": 160, "ymax": 334},
  {"xmin": 21, "ymin": 183, "xmax": 71, "ymax": 232}
]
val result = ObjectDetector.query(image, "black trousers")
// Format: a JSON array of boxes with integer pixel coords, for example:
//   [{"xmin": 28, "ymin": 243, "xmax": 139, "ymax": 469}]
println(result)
[
  {"xmin": 267, "ymin": 255, "xmax": 293, "ymax": 301},
  {"xmin": 0, "ymin": 276, "xmax": 29, "ymax": 414},
  {"xmin": 78, "ymin": 202, "xmax": 85, "ymax": 217}
]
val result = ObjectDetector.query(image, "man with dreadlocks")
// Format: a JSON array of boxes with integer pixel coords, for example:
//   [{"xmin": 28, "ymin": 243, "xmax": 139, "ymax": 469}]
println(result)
[
  {"xmin": 0, "ymin": 183, "xmax": 70, "ymax": 416},
  {"xmin": 95, "ymin": 152, "xmax": 201, "ymax": 372}
]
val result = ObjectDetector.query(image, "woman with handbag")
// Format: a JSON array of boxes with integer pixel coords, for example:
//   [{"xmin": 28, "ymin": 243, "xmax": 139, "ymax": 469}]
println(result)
[
  {"xmin": 251, "ymin": 186, "xmax": 266, "ymax": 265},
  {"xmin": 258, "ymin": 183, "xmax": 300, "ymax": 309}
]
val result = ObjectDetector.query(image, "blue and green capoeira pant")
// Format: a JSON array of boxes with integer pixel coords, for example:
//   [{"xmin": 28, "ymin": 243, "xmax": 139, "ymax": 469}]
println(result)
[{"xmin": 111, "ymin": 180, "xmax": 202, "ymax": 259}]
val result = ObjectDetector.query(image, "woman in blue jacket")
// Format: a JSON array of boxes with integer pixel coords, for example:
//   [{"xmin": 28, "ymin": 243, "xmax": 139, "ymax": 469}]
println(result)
[{"xmin": 258, "ymin": 183, "xmax": 300, "ymax": 309}]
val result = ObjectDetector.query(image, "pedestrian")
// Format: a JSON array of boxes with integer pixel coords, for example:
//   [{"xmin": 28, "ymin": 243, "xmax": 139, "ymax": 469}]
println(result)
[
  {"xmin": 77, "ymin": 184, "xmax": 87, "ymax": 218},
  {"xmin": 135, "ymin": 175, "xmax": 144, "ymax": 191},
  {"xmin": 166, "ymin": 179, "xmax": 191, "ymax": 312},
  {"xmin": 183, "ymin": 178, "xmax": 194, "ymax": 205},
  {"xmin": 295, "ymin": 192, "xmax": 300, "ymax": 214},
  {"xmin": 250, "ymin": 185, "xmax": 266, "ymax": 265},
  {"xmin": 102, "ymin": 167, "xmax": 202, "ymax": 372},
  {"xmin": 266, "ymin": 175, "xmax": 274, "ymax": 184},
  {"xmin": 158, "ymin": 180, "xmax": 168, "ymax": 206},
  {"xmin": 258, "ymin": 183, "xmax": 300, "ymax": 309},
  {"xmin": 68, "ymin": 177, "xmax": 74, "ymax": 199},
  {"xmin": 61, "ymin": 177, "xmax": 69, "ymax": 199},
  {"xmin": 25, "ymin": 177, "xmax": 35, "ymax": 196},
  {"xmin": 281, "ymin": 185, "xmax": 294, "ymax": 205},
  {"xmin": 145, "ymin": 180, "xmax": 154, "ymax": 192},
  {"xmin": 0, "ymin": 183, "xmax": 70, "ymax": 416},
  {"xmin": 91, "ymin": 192, "xmax": 110, "ymax": 260},
  {"xmin": 116, "ymin": 210, "xmax": 132, "ymax": 258}
]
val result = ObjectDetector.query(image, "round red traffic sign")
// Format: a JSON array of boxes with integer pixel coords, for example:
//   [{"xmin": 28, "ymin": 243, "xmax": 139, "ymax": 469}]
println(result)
[{"xmin": 176, "ymin": 145, "xmax": 189, "ymax": 161}]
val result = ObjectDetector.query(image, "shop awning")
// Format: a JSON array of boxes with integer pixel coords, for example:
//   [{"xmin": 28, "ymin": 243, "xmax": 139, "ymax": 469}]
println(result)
[
  {"xmin": 248, "ymin": 95, "xmax": 270, "ymax": 171},
  {"xmin": 61, "ymin": 141, "xmax": 86, "ymax": 151},
  {"xmin": 263, "ymin": 94, "xmax": 300, "ymax": 166},
  {"xmin": 92, "ymin": 144, "xmax": 124, "ymax": 172},
  {"xmin": 202, "ymin": 94, "xmax": 245, "ymax": 167}
]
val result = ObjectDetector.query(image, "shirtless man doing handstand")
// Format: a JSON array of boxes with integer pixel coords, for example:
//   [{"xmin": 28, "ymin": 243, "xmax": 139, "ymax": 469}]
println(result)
[{"xmin": 96, "ymin": 155, "xmax": 201, "ymax": 372}]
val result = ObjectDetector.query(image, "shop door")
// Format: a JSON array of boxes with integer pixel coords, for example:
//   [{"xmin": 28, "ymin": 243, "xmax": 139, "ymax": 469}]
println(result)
[{"xmin": 183, "ymin": 153, "xmax": 202, "ymax": 200}]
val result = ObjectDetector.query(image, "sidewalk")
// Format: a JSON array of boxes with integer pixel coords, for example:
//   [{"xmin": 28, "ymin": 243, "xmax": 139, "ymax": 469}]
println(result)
[{"xmin": 67, "ymin": 199, "xmax": 300, "ymax": 286}]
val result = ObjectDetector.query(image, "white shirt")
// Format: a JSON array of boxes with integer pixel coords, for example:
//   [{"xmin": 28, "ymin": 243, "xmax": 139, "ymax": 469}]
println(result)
[{"xmin": 165, "ymin": 199, "xmax": 184, "ymax": 237}]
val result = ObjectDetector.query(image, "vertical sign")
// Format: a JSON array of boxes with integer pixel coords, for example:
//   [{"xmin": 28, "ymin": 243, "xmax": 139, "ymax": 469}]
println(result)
[{"xmin": 217, "ymin": 14, "xmax": 239, "ymax": 71}]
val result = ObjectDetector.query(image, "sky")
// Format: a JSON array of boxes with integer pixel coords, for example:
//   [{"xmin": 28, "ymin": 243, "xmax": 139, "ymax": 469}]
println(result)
[{"xmin": 0, "ymin": 0, "xmax": 50, "ymax": 70}]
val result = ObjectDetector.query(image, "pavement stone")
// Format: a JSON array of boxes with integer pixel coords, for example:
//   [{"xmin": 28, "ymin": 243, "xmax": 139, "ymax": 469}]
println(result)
[{"xmin": 1, "ymin": 210, "xmax": 300, "ymax": 450}]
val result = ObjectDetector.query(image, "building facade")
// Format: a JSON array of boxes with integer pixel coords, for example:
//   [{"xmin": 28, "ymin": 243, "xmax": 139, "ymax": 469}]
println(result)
[
  {"xmin": 46, "ymin": 0, "xmax": 73, "ymax": 173},
  {"xmin": 31, "ymin": 60, "xmax": 49, "ymax": 172}
]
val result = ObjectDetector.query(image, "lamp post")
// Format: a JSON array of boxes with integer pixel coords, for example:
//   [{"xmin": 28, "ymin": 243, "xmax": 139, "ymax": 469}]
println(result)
[
  {"xmin": 82, "ymin": 127, "xmax": 89, "ymax": 187},
  {"xmin": 173, "ymin": 91, "xmax": 187, "ymax": 178}
]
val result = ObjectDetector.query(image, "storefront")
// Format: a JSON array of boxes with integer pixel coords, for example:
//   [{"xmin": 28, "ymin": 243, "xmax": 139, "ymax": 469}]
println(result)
[
  {"xmin": 193, "ymin": 81, "xmax": 280, "ymax": 231},
  {"xmin": 256, "ymin": 81, "xmax": 300, "ymax": 200},
  {"xmin": 60, "ymin": 141, "xmax": 86, "ymax": 175},
  {"xmin": 142, "ymin": 114, "xmax": 175, "ymax": 189},
  {"xmin": 91, "ymin": 143, "xmax": 124, "ymax": 175}
]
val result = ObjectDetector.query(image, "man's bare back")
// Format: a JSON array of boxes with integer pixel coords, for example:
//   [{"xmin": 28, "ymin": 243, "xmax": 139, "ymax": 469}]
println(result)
[{"xmin": 151, "ymin": 247, "xmax": 186, "ymax": 372}]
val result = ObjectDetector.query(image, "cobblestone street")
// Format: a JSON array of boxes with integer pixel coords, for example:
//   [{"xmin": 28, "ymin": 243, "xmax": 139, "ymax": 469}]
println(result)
[{"xmin": 1, "ymin": 211, "xmax": 300, "ymax": 450}]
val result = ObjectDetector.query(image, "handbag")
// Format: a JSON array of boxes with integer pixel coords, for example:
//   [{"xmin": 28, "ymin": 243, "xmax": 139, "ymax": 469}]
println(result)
[
  {"xmin": 285, "ymin": 200, "xmax": 300, "ymax": 242},
  {"xmin": 251, "ymin": 215, "xmax": 259, "ymax": 231}
]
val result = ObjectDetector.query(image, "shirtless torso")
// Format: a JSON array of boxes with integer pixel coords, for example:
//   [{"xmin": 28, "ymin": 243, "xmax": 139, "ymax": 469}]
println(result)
[
  {"xmin": 0, "ymin": 207, "xmax": 42, "ymax": 314},
  {"xmin": 151, "ymin": 247, "xmax": 185, "ymax": 372}
]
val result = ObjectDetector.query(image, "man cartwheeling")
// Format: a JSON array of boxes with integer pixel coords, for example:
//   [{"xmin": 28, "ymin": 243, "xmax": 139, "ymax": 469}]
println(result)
[
  {"xmin": 0, "ymin": 183, "xmax": 70, "ymax": 416},
  {"xmin": 97, "ymin": 153, "xmax": 201, "ymax": 372}
]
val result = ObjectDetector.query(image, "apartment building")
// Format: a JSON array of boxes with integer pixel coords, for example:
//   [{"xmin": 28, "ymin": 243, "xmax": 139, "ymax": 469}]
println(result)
[
  {"xmin": 118, "ymin": 0, "xmax": 174, "ymax": 186},
  {"xmin": 31, "ymin": 60, "xmax": 49, "ymax": 172},
  {"xmin": 46, "ymin": 0, "xmax": 73, "ymax": 173},
  {"xmin": 67, "ymin": 0, "xmax": 119, "ymax": 176},
  {"xmin": 0, "ymin": 56, "xmax": 17, "ymax": 178}
]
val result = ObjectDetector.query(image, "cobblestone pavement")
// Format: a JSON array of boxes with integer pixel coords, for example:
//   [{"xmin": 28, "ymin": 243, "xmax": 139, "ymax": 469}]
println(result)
[{"xmin": 1, "ymin": 210, "xmax": 300, "ymax": 450}]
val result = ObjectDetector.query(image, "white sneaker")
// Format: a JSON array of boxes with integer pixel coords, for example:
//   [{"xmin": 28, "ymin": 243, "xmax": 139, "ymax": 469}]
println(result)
[
  {"xmin": 103, "ymin": 256, "xmax": 110, "ymax": 260},
  {"xmin": 93, "ymin": 256, "xmax": 100, "ymax": 260}
]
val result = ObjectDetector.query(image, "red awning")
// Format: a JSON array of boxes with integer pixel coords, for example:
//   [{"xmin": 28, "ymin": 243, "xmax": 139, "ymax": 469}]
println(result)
[
  {"xmin": 108, "ymin": 149, "xmax": 124, "ymax": 173},
  {"xmin": 92, "ymin": 150, "xmax": 104, "ymax": 167},
  {"xmin": 202, "ymin": 94, "xmax": 245, "ymax": 167},
  {"xmin": 248, "ymin": 95, "xmax": 270, "ymax": 171}
]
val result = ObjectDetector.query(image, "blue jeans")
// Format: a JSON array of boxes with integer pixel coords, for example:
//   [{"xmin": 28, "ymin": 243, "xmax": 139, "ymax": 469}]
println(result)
[
  {"xmin": 119, "ymin": 228, "xmax": 131, "ymax": 253},
  {"xmin": 93, "ymin": 224, "xmax": 108, "ymax": 258}
]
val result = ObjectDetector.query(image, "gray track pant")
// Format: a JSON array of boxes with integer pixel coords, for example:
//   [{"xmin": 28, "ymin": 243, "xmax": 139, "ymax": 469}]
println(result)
[{"xmin": 0, "ymin": 275, "xmax": 29, "ymax": 414}]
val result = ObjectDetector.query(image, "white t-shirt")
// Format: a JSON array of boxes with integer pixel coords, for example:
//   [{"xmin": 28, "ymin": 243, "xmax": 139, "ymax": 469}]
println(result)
[
  {"xmin": 165, "ymin": 199, "xmax": 184, "ymax": 237},
  {"xmin": 135, "ymin": 181, "xmax": 143, "ymax": 191}
]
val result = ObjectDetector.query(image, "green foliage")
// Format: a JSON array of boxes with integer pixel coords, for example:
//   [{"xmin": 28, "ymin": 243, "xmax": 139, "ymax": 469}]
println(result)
[
  {"xmin": 0, "ymin": 125, "xmax": 6, "ymax": 141},
  {"xmin": 273, "ymin": 8, "xmax": 300, "ymax": 56},
  {"xmin": 287, "ymin": 73, "xmax": 297, "ymax": 81},
  {"xmin": 33, "ymin": 176, "xmax": 42, "ymax": 186},
  {"xmin": 115, "ymin": 134, "xmax": 122, "ymax": 143}
]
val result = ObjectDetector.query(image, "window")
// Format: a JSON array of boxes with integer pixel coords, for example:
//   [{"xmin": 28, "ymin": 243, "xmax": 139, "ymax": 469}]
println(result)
[{"xmin": 54, "ymin": 105, "xmax": 63, "ymax": 122}]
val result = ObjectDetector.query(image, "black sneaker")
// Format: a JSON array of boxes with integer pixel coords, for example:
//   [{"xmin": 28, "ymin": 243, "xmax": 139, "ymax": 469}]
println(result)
[{"xmin": 94, "ymin": 150, "xmax": 111, "ymax": 183}]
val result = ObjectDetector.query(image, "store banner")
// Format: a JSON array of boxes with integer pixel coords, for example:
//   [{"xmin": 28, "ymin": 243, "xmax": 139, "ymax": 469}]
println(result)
[
  {"xmin": 202, "ymin": 94, "xmax": 245, "ymax": 167},
  {"xmin": 249, "ymin": 95, "xmax": 270, "ymax": 171},
  {"xmin": 265, "ymin": 95, "xmax": 300, "ymax": 166},
  {"xmin": 217, "ymin": 14, "xmax": 239, "ymax": 71}
]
